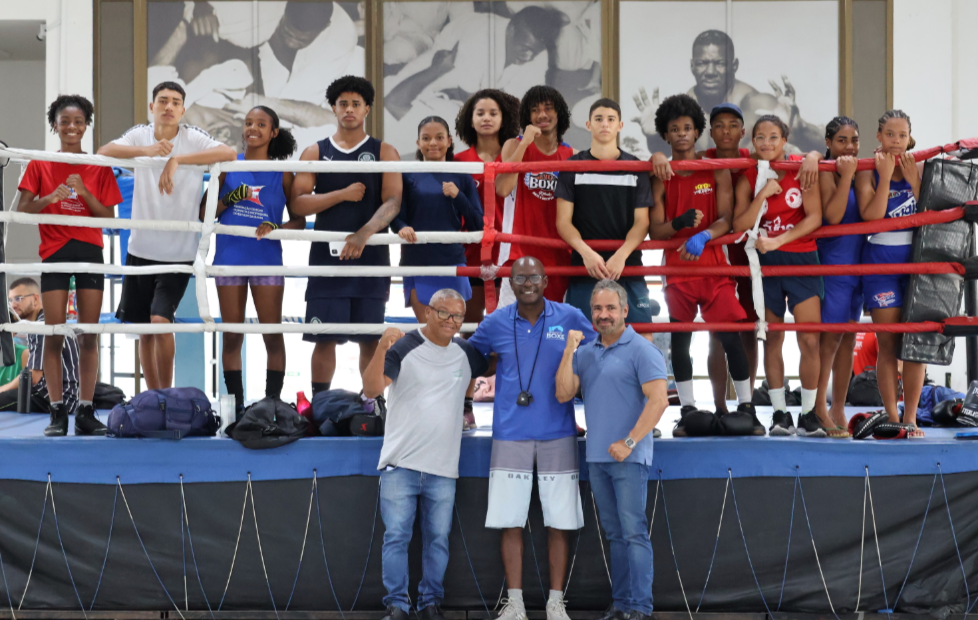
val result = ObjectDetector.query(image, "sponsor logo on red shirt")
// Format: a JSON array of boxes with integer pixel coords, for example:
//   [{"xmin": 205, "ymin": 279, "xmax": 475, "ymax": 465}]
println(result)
[{"xmin": 523, "ymin": 172, "xmax": 558, "ymax": 200}]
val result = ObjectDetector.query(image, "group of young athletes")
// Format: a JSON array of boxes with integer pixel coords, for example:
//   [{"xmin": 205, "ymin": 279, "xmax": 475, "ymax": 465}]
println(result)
[{"xmin": 16, "ymin": 73, "xmax": 927, "ymax": 439}]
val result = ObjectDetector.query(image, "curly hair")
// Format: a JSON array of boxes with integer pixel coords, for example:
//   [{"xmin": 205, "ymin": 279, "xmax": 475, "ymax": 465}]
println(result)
[
  {"xmin": 653, "ymin": 94, "xmax": 705, "ymax": 140},
  {"xmin": 454, "ymin": 89, "xmax": 520, "ymax": 148},
  {"xmin": 47, "ymin": 95, "xmax": 93, "ymax": 131},
  {"xmin": 326, "ymin": 76, "xmax": 374, "ymax": 107},
  {"xmin": 250, "ymin": 106, "xmax": 297, "ymax": 161},
  {"xmin": 414, "ymin": 116, "xmax": 455, "ymax": 162},
  {"xmin": 752, "ymin": 115, "xmax": 790, "ymax": 141},
  {"xmin": 518, "ymin": 86, "xmax": 570, "ymax": 143}
]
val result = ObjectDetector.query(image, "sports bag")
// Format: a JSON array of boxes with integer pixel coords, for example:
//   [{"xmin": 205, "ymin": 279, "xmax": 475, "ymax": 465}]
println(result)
[
  {"xmin": 312, "ymin": 389, "xmax": 384, "ymax": 437},
  {"xmin": 93, "ymin": 382, "xmax": 126, "ymax": 410},
  {"xmin": 848, "ymin": 369, "xmax": 884, "ymax": 407},
  {"xmin": 106, "ymin": 387, "xmax": 219, "ymax": 439},
  {"xmin": 231, "ymin": 397, "xmax": 308, "ymax": 449}
]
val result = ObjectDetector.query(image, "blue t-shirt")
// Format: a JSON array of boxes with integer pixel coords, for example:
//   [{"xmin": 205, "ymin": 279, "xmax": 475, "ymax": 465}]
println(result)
[
  {"xmin": 213, "ymin": 154, "xmax": 287, "ymax": 267},
  {"xmin": 393, "ymin": 172, "xmax": 482, "ymax": 267},
  {"xmin": 468, "ymin": 300, "xmax": 596, "ymax": 441},
  {"xmin": 573, "ymin": 326, "xmax": 668, "ymax": 465},
  {"xmin": 817, "ymin": 186, "xmax": 864, "ymax": 286}
]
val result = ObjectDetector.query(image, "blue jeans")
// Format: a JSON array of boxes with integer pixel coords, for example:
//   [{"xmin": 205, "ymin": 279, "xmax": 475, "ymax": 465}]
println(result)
[
  {"xmin": 588, "ymin": 461, "xmax": 653, "ymax": 614},
  {"xmin": 380, "ymin": 467, "xmax": 456, "ymax": 612}
]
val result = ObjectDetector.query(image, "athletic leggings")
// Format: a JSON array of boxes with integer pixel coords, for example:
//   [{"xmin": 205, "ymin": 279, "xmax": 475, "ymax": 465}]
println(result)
[{"xmin": 670, "ymin": 319, "xmax": 750, "ymax": 383}]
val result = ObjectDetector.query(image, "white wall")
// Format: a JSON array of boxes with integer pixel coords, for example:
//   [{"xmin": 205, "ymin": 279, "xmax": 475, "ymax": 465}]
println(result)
[{"xmin": 0, "ymin": 0, "xmax": 94, "ymax": 153}]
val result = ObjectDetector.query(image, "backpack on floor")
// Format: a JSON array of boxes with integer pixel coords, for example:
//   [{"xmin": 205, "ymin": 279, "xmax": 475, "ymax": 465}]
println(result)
[
  {"xmin": 106, "ymin": 387, "xmax": 219, "ymax": 439},
  {"xmin": 231, "ymin": 397, "xmax": 308, "ymax": 449},
  {"xmin": 93, "ymin": 382, "xmax": 126, "ymax": 410},
  {"xmin": 311, "ymin": 389, "xmax": 384, "ymax": 437},
  {"xmin": 848, "ymin": 369, "xmax": 884, "ymax": 407}
]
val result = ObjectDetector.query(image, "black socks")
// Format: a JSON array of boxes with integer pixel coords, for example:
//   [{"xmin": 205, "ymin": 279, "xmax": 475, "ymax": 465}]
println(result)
[
  {"xmin": 312, "ymin": 382, "xmax": 331, "ymax": 396},
  {"xmin": 223, "ymin": 370, "xmax": 244, "ymax": 410},
  {"xmin": 265, "ymin": 370, "xmax": 285, "ymax": 400}
]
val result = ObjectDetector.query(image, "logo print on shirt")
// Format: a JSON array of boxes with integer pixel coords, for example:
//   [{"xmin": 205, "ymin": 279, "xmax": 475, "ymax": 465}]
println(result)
[
  {"xmin": 889, "ymin": 196, "xmax": 916, "ymax": 218},
  {"xmin": 546, "ymin": 325, "xmax": 566, "ymax": 340},
  {"xmin": 763, "ymin": 216, "xmax": 794, "ymax": 234},
  {"xmin": 873, "ymin": 291, "xmax": 897, "ymax": 307},
  {"xmin": 523, "ymin": 172, "xmax": 558, "ymax": 201},
  {"xmin": 785, "ymin": 188, "xmax": 803, "ymax": 209},
  {"xmin": 242, "ymin": 185, "xmax": 265, "ymax": 207},
  {"xmin": 358, "ymin": 152, "xmax": 376, "ymax": 162},
  {"xmin": 693, "ymin": 182, "xmax": 713, "ymax": 195}
]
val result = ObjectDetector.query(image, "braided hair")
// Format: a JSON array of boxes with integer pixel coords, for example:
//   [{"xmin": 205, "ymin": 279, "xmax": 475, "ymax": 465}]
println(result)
[
  {"xmin": 824, "ymin": 116, "xmax": 859, "ymax": 159},
  {"xmin": 878, "ymin": 109, "xmax": 915, "ymax": 150}
]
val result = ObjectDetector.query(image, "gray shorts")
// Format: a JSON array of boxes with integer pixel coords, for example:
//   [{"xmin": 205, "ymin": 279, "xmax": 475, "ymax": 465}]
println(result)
[{"xmin": 485, "ymin": 436, "xmax": 584, "ymax": 530}]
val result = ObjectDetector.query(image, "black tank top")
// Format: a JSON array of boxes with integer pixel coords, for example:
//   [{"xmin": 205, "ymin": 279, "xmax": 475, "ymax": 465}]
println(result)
[{"xmin": 308, "ymin": 135, "xmax": 390, "ymax": 300}]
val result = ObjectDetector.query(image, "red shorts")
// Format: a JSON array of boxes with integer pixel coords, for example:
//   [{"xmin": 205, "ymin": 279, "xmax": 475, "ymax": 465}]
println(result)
[
  {"xmin": 725, "ymin": 242, "xmax": 758, "ymax": 322},
  {"xmin": 664, "ymin": 278, "xmax": 748, "ymax": 323}
]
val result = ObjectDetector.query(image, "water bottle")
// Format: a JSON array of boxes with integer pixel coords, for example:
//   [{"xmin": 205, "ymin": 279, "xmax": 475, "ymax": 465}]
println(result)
[
  {"xmin": 218, "ymin": 394, "xmax": 236, "ymax": 436},
  {"xmin": 296, "ymin": 391, "xmax": 314, "ymax": 435},
  {"xmin": 16, "ymin": 368, "xmax": 31, "ymax": 413}
]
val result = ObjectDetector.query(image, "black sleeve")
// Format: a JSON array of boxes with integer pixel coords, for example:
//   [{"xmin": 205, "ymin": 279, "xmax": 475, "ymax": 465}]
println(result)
[
  {"xmin": 634, "ymin": 169, "xmax": 653, "ymax": 209},
  {"xmin": 456, "ymin": 338, "xmax": 490, "ymax": 377},
  {"xmin": 384, "ymin": 331, "xmax": 424, "ymax": 381},
  {"xmin": 555, "ymin": 169, "xmax": 576, "ymax": 202}
]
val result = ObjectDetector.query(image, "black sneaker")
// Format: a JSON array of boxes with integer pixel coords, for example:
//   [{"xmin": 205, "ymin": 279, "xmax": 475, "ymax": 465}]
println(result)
[
  {"xmin": 673, "ymin": 405, "xmax": 696, "ymax": 438},
  {"xmin": 796, "ymin": 412, "xmax": 828, "ymax": 438},
  {"xmin": 737, "ymin": 402, "xmax": 766, "ymax": 436},
  {"xmin": 380, "ymin": 606, "xmax": 409, "ymax": 620},
  {"xmin": 44, "ymin": 402, "xmax": 68, "ymax": 437},
  {"xmin": 626, "ymin": 612, "xmax": 652, "ymax": 620},
  {"xmin": 597, "ymin": 605, "xmax": 626, "ymax": 620},
  {"xmin": 652, "ymin": 427, "xmax": 662, "ymax": 439},
  {"xmin": 769, "ymin": 410, "xmax": 795, "ymax": 436},
  {"xmin": 418, "ymin": 605, "xmax": 447, "ymax": 620},
  {"xmin": 74, "ymin": 403, "xmax": 107, "ymax": 436}
]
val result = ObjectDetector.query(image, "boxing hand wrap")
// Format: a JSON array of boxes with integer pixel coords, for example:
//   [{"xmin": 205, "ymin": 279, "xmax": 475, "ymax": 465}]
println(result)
[
  {"xmin": 221, "ymin": 184, "xmax": 250, "ymax": 207},
  {"xmin": 260, "ymin": 221, "xmax": 279, "ymax": 231},
  {"xmin": 671, "ymin": 209, "xmax": 698, "ymax": 231},
  {"xmin": 683, "ymin": 230, "xmax": 711, "ymax": 257}
]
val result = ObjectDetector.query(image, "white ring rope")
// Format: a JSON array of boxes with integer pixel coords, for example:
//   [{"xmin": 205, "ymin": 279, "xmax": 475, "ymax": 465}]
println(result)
[{"xmin": 0, "ymin": 147, "xmax": 484, "ymax": 174}]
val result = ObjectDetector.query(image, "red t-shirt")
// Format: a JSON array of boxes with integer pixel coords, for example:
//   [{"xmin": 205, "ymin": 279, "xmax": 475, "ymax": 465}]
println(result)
[
  {"xmin": 454, "ymin": 148, "xmax": 506, "ymax": 265},
  {"xmin": 742, "ymin": 158, "xmax": 816, "ymax": 253},
  {"xmin": 19, "ymin": 160, "xmax": 123, "ymax": 259},
  {"xmin": 704, "ymin": 148, "xmax": 752, "ymax": 266},
  {"xmin": 704, "ymin": 147, "xmax": 751, "ymax": 186},
  {"xmin": 662, "ymin": 169, "xmax": 726, "ymax": 285},
  {"xmin": 506, "ymin": 140, "xmax": 574, "ymax": 266},
  {"xmin": 853, "ymin": 332, "xmax": 879, "ymax": 376}
]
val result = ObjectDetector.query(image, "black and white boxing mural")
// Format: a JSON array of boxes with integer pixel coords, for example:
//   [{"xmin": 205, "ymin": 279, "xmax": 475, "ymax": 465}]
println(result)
[{"xmin": 619, "ymin": 0, "xmax": 838, "ymax": 158}]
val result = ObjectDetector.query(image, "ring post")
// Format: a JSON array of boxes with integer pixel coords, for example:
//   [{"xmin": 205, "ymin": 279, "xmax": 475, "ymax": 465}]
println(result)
[
  {"xmin": 967, "ymin": 228, "xmax": 978, "ymax": 384},
  {"xmin": 482, "ymin": 164, "xmax": 498, "ymax": 314},
  {"xmin": 194, "ymin": 163, "xmax": 221, "ymax": 324},
  {"xmin": 0, "ymin": 149, "xmax": 14, "ymax": 367}
]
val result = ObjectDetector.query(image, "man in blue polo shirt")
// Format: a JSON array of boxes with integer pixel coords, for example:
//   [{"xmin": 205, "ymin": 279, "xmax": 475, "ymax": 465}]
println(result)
[
  {"xmin": 468, "ymin": 256, "xmax": 595, "ymax": 620},
  {"xmin": 556, "ymin": 279, "xmax": 668, "ymax": 620}
]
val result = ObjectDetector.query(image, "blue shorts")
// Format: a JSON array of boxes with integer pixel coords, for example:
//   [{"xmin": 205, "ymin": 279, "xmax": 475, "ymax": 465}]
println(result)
[
  {"xmin": 565, "ymin": 276, "xmax": 659, "ymax": 324},
  {"xmin": 862, "ymin": 243, "xmax": 912, "ymax": 310},
  {"xmin": 821, "ymin": 277, "xmax": 863, "ymax": 323},
  {"xmin": 303, "ymin": 297, "xmax": 386, "ymax": 343},
  {"xmin": 403, "ymin": 274, "xmax": 472, "ymax": 306},
  {"xmin": 758, "ymin": 251, "xmax": 822, "ymax": 319}
]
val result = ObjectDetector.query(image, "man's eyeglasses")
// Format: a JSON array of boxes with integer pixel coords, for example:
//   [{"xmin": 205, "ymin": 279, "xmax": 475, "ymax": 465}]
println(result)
[
  {"xmin": 511, "ymin": 274, "xmax": 543, "ymax": 285},
  {"xmin": 8, "ymin": 294, "xmax": 36, "ymax": 304},
  {"xmin": 429, "ymin": 307, "xmax": 465, "ymax": 323}
]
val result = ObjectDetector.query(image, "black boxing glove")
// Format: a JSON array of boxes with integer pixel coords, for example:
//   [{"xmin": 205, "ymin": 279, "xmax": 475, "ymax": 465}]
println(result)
[
  {"xmin": 671, "ymin": 208, "xmax": 698, "ymax": 231},
  {"xmin": 221, "ymin": 184, "xmax": 250, "ymax": 207}
]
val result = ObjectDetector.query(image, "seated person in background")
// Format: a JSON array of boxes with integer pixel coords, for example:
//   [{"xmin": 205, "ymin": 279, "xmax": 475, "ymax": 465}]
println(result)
[
  {"xmin": 394, "ymin": 116, "xmax": 482, "ymax": 321},
  {"xmin": 0, "ymin": 279, "xmax": 81, "ymax": 435},
  {"xmin": 0, "ymin": 306, "xmax": 29, "ymax": 393},
  {"xmin": 852, "ymin": 332, "xmax": 878, "ymax": 378},
  {"xmin": 556, "ymin": 98, "xmax": 656, "ymax": 329}
]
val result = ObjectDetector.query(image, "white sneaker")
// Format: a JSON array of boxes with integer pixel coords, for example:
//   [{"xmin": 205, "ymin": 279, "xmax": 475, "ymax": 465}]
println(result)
[
  {"xmin": 546, "ymin": 597, "xmax": 571, "ymax": 620},
  {"xmin": 497, "ymin": 598, "xmax": 527, "ymax": 620}
]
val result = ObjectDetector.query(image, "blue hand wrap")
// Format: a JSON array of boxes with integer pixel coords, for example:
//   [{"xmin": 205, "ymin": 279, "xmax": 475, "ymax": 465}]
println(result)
[{"xmin": 684, "ymin": 230, "xmax": 711, "ymax": 257}]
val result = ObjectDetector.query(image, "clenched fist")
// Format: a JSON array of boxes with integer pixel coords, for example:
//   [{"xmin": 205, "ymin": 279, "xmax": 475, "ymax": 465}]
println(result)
[{"xmin": 566, "ymin": 329, "xmax": 585, "ymax": 352}]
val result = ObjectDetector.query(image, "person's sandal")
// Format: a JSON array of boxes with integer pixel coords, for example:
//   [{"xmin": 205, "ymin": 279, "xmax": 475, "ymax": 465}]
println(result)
[{"xmin": 827, "ymin": 425, "xmax": 851, "ymax": 439}]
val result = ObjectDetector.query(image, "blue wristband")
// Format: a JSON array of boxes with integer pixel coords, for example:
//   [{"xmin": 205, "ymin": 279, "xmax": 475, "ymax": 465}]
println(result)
[{"xmin": 684, "ymin": 230, "xmax": 711, "ymax": 257}]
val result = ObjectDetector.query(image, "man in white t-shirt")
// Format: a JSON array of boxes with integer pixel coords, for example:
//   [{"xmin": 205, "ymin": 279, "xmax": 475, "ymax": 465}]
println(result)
[
  {"xmin": 98, "ymin": 81, "xmax": 236, "ymax": 390},
  {"xmin": 362, "ymin": 289, "xmax": 488, "ymax": 620}
]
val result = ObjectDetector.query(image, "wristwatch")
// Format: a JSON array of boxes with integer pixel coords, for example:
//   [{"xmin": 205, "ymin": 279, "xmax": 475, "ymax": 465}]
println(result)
[{"xmin": 624, "ymin": 437, "xmax": 636, "ymax": 449}]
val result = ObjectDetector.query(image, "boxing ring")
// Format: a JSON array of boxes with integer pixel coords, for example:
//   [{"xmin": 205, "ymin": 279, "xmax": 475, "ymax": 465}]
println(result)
[{"xmin": 0, "ymin": 142, "xmax": 977, "ymax": 617}]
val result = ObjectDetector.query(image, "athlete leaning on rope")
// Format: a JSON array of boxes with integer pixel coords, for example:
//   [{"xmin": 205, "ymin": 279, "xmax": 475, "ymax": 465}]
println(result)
[
  {"xmin": 202, "ymin": 106, "xmax": 305, "ymax": 419},
  {"xmin": 814, "ymin": 116, "xmax": 863, "ymax": 438},
  {"xmin": 854, "ymin": 110, "xmax": 926, "ymax": 437},
  {"xmin": 16, "ymin": 95, "xmax": 123, "ymax": 436},
  {"xmin": 733, "ymin": 115, "xmax": 824, "ymax": 437},
  {"xmin": 453, "ymin": 90, "xmax": 521, "ymax": 324}
]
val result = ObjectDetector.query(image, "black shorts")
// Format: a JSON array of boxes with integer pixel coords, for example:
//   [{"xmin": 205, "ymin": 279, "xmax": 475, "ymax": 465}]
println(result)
[
  {"xmin": 758, "ymin": 250, "xmax": 823, "ymax": 318},
  {"xmin": 115, "ymin": 254, "xmax": 192, "ymax": 324},
  {"xmin": 41, "ymin": 240, "xmax": 105, "ymax": 293},
  {"xmin": 303, "ymin": 297, "xmax": 386, "ymax": 343}
]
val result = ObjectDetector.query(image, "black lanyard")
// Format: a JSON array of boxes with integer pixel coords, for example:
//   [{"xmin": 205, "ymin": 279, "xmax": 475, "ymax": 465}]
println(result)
[{"xmin": 513, "ymin": 309, "xmax": 546, "ymax": 395}]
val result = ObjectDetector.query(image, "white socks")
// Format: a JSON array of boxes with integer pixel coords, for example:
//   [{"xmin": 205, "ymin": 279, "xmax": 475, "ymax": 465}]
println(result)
[
  {"xmin": 508, "ymin": 589, "xmax": 524, "ymax": 605},
  {"xmin": 733, "ymin": 379, "xmax": 752, "ymax": 405},
  {"xmin": 769, "ymin": 387, "xmax": 787, "ymax": 412},
  {"xmin": 549, "ymin": 590, "xmax": 563, "ymax": 602},
  {"xmin": 801, "ymin": 388, "xmax": 817, "ymax": 414},
  {"xmin": 676, "ymin": 380, "xmax": 695, "ymax": 408}
]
